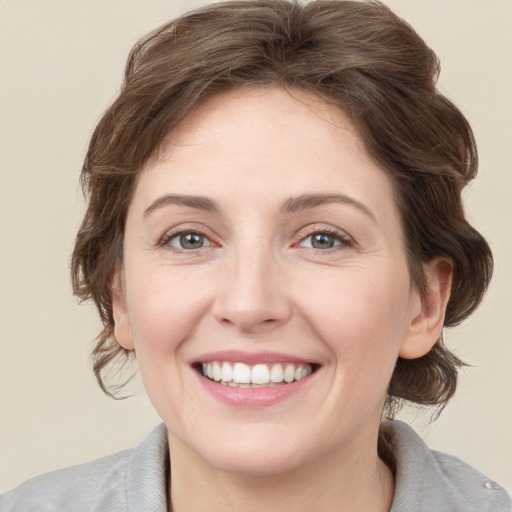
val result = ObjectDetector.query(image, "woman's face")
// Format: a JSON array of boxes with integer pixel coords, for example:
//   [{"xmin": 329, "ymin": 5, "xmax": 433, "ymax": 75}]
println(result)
[{"xmin": 114, "ymin": 87, "xmax": 427, "ymax": 475}]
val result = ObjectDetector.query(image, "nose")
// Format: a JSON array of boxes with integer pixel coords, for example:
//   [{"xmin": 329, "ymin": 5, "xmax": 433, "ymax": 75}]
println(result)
[{"xmin": 212, "ymin": 243, "xmax": 292, "ymax": 334}]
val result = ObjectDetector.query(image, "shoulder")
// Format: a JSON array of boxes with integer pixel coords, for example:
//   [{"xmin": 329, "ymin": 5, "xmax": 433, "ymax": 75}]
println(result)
[
  {"xmin": 0, "ymin": 423, "xmax": 169, "ymax": 512},
  {"xmin": 0, "ymin": 450, "xmax": 131, "ymax": 512},
  {"xmin": 381, "ymin": 420, "xmax": 511, "ymax": 512}
]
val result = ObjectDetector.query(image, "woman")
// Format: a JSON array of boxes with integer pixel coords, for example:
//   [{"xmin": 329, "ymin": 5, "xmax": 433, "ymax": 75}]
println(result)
[{"xmin": 1, "ymin": 1, "xmax": 510, "ymax": 510}]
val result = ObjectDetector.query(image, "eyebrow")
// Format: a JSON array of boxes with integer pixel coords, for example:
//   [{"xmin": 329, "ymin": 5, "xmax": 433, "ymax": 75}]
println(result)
[
  {"xmin": 143, "ymin": 194, "xmax": 219, "ymax": 217},
  {"xmin": 281, "ymin": 193, "xmax": 376, "ymax": 221},
  {"xmin": 143, "ymin": 192, "xmax": 376, "ymax": 221}
]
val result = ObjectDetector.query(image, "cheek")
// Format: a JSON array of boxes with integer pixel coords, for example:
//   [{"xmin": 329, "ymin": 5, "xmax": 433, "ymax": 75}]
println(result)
[
  {"xmin": 125, "ymin": 265, "xmax": 208, "ymax": 349},
  {"xmin": 297, "ymin": 264, "xmax": 411, "ymax": 374},
  {"xmin": 122, "ymin": 265, "xmax": 214, "ymax": 418},
  {"xmin": 279, "ymin": 263, "xmax": 413, "ymax": 439}
]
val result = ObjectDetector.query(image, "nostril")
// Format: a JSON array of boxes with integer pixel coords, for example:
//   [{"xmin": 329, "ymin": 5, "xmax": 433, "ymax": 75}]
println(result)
[{"xmin": 261, "ymin": 318, "xmax": 283, "ymax": 328}]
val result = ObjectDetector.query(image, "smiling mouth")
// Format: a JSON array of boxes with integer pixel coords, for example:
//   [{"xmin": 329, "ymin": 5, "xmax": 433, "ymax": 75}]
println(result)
[{"xmin": 194, "ymin": 361, "xmax": 319, "ymax": 388}]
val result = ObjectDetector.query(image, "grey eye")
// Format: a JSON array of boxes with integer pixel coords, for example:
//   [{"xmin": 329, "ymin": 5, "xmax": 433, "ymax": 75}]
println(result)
[
  {"xmin": 300, "ymin": 232, "xmax": 344, "ymax": 250},
  {"xmin": 170, "ymin": 232, "xmax": 209, "ymax": 250},
  {"xmin": 310, "ymin": 233, "xmax": 338, "ymax": 249}
]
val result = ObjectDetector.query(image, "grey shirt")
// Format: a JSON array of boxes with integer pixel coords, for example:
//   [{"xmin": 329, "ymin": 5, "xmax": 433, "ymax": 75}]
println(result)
[{"xmin": 1, "ymin": 421, "xmax": 510, "ymax": 511}]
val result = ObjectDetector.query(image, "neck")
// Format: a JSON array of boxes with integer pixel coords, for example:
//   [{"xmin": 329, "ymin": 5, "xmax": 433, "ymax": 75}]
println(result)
[{"xmin": 167, "ymin": 432, "xmax": 394, "ymax": 512}]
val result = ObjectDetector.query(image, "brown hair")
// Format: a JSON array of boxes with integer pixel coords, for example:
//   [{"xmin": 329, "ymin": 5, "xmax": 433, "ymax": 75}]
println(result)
[{"xmin": 71, "ymin": 0, "xmax": 493, "ymax": 414}]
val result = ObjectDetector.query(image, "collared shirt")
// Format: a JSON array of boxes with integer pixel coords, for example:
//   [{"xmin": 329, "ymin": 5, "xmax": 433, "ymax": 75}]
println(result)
[{"xmin": 1, "ymin": 421, "xmax": 510, "ymax": 511}]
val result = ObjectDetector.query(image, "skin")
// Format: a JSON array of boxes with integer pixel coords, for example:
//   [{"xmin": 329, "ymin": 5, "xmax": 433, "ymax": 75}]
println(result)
[{"xmin": 113, "ymin": 87, "xmax": 452, "ymax": 511}]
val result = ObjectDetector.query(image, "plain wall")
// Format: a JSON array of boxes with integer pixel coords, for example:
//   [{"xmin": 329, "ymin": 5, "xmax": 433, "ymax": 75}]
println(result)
[{"xmin": 1, "ymin": 0, "xmax": 511, "ymax": 492}]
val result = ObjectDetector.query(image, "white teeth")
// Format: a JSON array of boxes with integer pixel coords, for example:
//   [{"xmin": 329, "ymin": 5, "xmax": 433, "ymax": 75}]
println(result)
[
  {"xmin": 221, "ymin": 362, "xmax": 233, "ymax": 382},
  {"xmin": 212, "ymin": 361, "xmax": 222, "ymax": 381},
  {"xmin": 251, "ymin": 364, "xmax": 270, "ymax": 384},
  {"xmin": 295, "ymin": 365, "xmax": 312, "ymax": 381},
  {"xmin": 270, "ymin": 363, "xmax": 284, "ymax": 383},
  {"xmin": 200, "ymin": 361, "xmax": 315, "ymax": 387},
  {"xmin": 284, "ymin": 364, "xmax": 295, "ymax": 383},
  {"xmin": 232, "ymin": 362, "xmax": 251, "ymax": 384}
]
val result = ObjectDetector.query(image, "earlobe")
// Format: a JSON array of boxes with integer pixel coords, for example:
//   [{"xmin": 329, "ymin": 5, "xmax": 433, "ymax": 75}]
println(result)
[
  {"xmin": 111, "ymin": 270, "xmax": 135, "ymax": 351},
  {"xmin": 399, "ymin": 258, "xmax": 453, "ymax": 360}
]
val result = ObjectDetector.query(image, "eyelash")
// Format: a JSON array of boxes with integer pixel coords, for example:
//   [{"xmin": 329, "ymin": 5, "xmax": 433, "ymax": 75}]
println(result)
[{"xmin": 159, "ymin": 227, "xmax": 353, "ymax": 253}]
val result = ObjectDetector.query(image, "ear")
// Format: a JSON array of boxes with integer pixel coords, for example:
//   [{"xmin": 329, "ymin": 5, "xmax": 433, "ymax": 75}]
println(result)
[
  {"xmin": 111, "ymin": 270, "xmax": 135, "ymax": 351},
  {"xmin": 399, "ymin": 258, "xmax": 453, "ymax": 359}
]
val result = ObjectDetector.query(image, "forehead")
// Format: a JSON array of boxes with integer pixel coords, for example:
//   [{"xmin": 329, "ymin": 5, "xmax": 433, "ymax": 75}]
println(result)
[
  {"xmin": 132, "ymin": 87, "xmax": 398, "ymax": 227},
  {"xmin": 162, "ymin": 86, "xmax": 365, "ymax": 161}
]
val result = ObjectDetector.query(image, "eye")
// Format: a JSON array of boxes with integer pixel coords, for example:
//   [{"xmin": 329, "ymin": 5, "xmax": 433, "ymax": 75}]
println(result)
[
  {"xmin": 166, "ymin": 231, "xmax": 213, "ymax": 250},
  {"xmin": 299, "ymin": 231, "xmax": 350, "ymax": 250}
]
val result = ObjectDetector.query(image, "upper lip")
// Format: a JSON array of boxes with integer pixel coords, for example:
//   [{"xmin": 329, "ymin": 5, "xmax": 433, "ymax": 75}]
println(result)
[{"xmin": 191, "ymin": 350, "xmax": 319, "ymax": 366}]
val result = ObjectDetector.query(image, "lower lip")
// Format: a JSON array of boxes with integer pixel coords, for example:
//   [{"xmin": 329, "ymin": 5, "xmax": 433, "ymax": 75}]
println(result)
[{"xmin": 194, "ymin": 371, "xmax": 315, "ymax": 408}]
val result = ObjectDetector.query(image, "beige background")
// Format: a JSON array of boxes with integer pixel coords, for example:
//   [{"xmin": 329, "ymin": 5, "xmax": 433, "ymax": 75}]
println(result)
[{"xmin": 1, "ymin": 0, "xmax": 511, "ymax": 493}]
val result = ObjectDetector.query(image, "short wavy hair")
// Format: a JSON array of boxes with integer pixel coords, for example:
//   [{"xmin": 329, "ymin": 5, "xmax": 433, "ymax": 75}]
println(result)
[{"xmin": 71, "ymin": 0, "xmax": 493, "ymax": 415}]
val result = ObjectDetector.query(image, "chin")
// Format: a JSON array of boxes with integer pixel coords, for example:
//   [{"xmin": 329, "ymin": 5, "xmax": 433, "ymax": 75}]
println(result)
[
  {"xmin": 176, "ymin": 428, "xmax": 309, "ymax": 477},
  {"xmin": 205, "ymin": 450, "xmax": 304, "ymax": 477}
]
